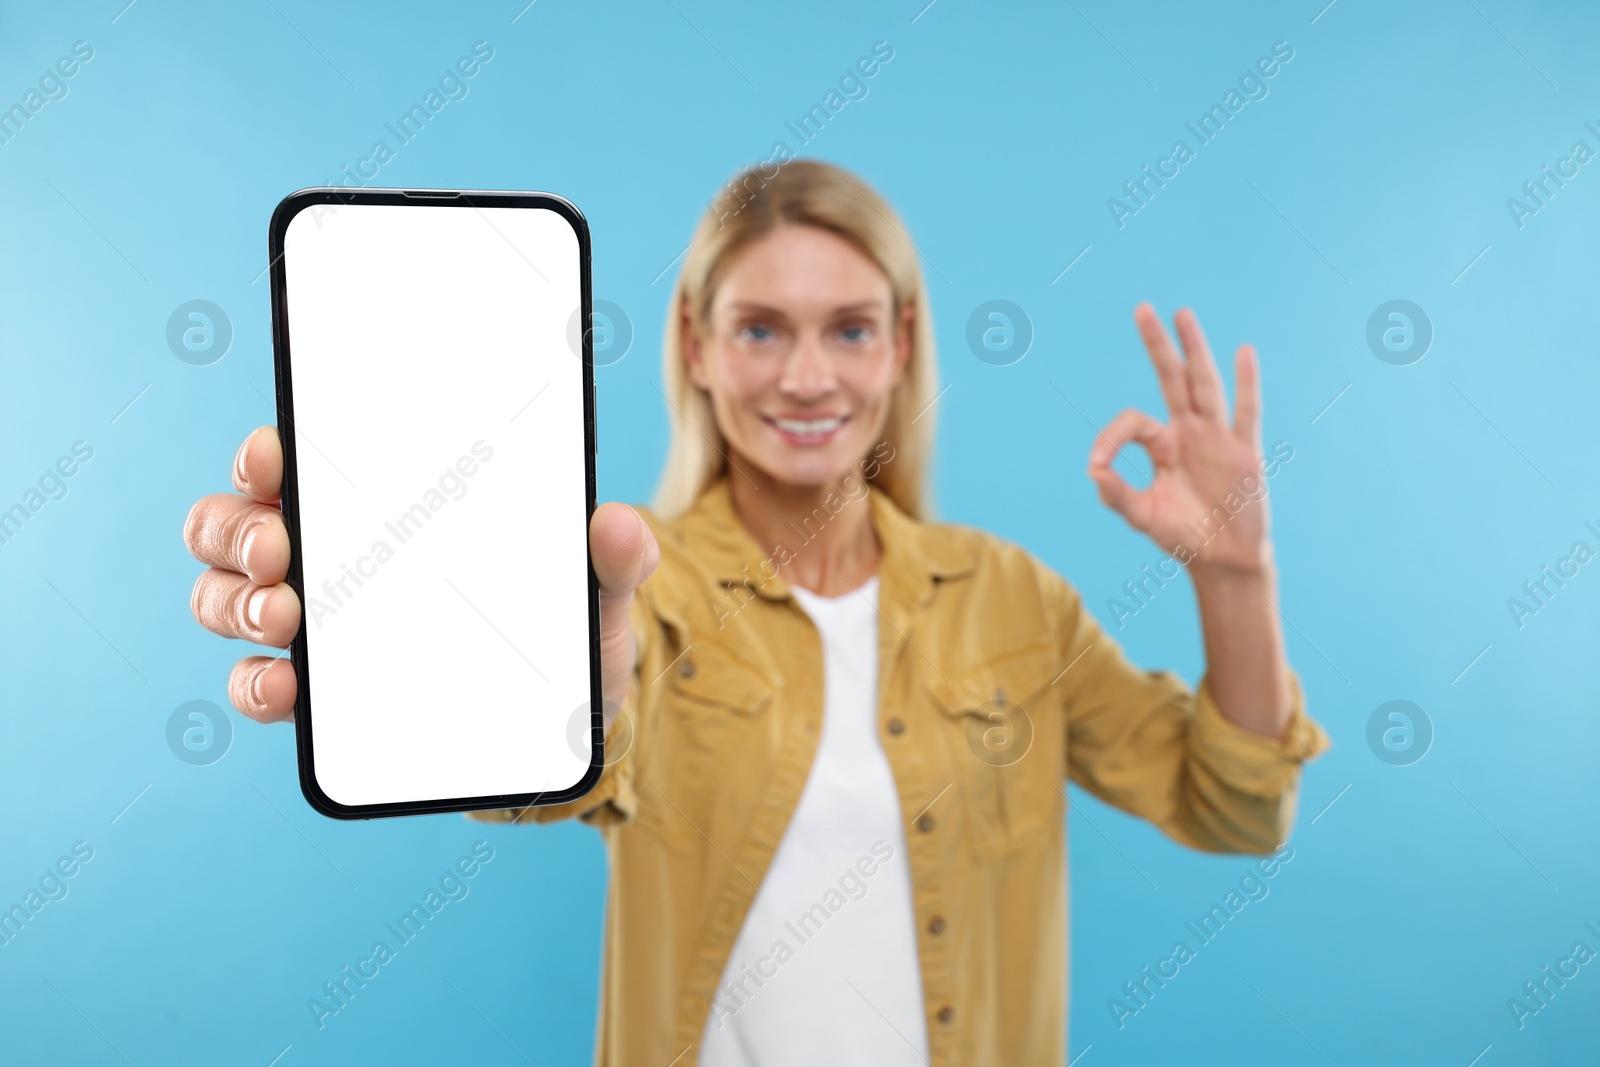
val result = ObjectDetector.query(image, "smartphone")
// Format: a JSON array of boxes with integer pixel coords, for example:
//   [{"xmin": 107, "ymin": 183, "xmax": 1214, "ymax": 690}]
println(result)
[{"xmin": 267, "ymin": 187, "xmax": 601, "ymax": 820}]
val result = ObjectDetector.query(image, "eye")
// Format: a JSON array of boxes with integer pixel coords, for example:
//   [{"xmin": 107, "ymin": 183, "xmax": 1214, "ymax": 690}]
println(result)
[
  {"xmin": 838, "ymin": 324, "xmax": 873, "ymax": 344},
  {"xmin": 738, "ymin": 323, "xmax": 775, "ymax": 343}
]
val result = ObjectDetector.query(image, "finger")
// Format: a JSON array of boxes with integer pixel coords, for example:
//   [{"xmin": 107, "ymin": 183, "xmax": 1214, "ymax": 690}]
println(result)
[
  {"xmin": 1233, "ymin": 344, "xmax": 1262, "ymax": 448},
  {"xmin": 1087, "ymin": 409, "xmax": 1164, "ymax": 532},
  {"xmin": 1088, "ymin": 407, "xmax": 1169, "ymax": 472},
  {"xmin": 590, "ymin": 502, "xmax": 660, "ymax": 708},
  {"xmin": 183, "ymin": 494, "xmax": 289, "ymax": 586},
  {"xmin": 1174, "ymin": 308, "xmax": 1226, "ymax": 420},
  {"xmin": 1087, "ymin": 463, "xmax": 1154, "ymax": 533},
  {"xmin": 190, "ymin": 569, "xmax": 302, "ymax": 645},
  {"xmin": 591, "ymin": 502, "xmax": 659, "ymax": 600},
  {"xmin": 228, "ymin": 656, "xmax": 297, "ymax": 723},
  {"xmin": 233, "ymin": 426, "xmax": 283, "ymax": 505},
  {"xmin": 1133, "ymin": 303, "xmax": 1192, "ymax": 417}
]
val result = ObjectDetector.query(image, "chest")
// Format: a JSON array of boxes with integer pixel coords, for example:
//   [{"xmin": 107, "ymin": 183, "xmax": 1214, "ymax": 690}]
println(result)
[{"xmin": 630, "ymin": 577, "xmax": 1066, "ymax": 865}]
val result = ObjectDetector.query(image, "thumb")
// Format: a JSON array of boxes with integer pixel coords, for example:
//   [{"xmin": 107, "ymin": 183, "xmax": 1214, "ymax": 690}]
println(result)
[
  {"xmin": 590, "ymin": 503, "xmax": 659, "ymax": 712},
  {"xmin": 591, "ymin": 502, "xmax": 658, "ymax": 599},
  {"xmin": 1088, "ymin": 464, "xmax": 1153, "ymax": 534}
]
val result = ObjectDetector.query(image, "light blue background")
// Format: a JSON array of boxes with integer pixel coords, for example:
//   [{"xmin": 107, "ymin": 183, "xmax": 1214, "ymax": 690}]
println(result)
[{"xmin": 2, "ymin": 1, "xmax": 1597, "ymax": 1064}]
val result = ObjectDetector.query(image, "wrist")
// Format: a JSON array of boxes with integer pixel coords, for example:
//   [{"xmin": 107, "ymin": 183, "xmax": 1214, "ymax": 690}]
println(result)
[{"xmin": 1188, "ymin": 549, "xmax": 1276, "ymax": 594}]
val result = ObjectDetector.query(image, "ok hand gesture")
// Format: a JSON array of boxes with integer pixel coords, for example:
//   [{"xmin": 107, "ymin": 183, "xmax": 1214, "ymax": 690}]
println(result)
[{"xmin": 1088, "ymin": 303, "xmax": 1276, "ymax": 578}]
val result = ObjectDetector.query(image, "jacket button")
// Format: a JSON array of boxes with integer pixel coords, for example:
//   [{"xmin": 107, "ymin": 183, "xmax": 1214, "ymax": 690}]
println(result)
[
  {"xmin": 678, "ymin": 658, "xmax": 695, "ymax": 678},
  {"xmin": 936, "ymin": 1005, "xmax": 954, "ymax": 1025},
  {"xmin": 927, "ymin": 915, "xmax": 945, "ymax": 936},
  {"xmin": 917, "ymin": 814, "xmax": 936, "ymax": 833},
  {"xmin": 886, "ymin": 718, "xmax": 905, "ymax": 736}
]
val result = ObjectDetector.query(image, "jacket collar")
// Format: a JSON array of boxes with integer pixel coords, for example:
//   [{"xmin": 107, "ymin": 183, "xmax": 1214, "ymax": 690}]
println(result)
[{"xmin": 673, "ymin": 474, "xmax": 977, "ymax": 605}]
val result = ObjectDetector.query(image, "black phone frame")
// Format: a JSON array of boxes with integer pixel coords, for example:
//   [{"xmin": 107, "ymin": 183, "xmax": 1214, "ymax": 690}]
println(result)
[{"xmin": 267, "ymin": 186, "xmax": 603, "ymax": 820}]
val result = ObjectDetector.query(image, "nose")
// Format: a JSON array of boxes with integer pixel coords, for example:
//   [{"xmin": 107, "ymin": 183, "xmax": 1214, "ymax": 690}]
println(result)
[{"xmin": 778, "ymin": 332, "xmax": 836, "ymax": 400}]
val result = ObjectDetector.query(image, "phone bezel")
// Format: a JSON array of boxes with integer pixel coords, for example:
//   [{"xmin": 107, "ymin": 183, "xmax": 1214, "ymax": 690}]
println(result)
[{"xmin": 267, "ymin": 186, "xmax": 603, "ymax": 820}]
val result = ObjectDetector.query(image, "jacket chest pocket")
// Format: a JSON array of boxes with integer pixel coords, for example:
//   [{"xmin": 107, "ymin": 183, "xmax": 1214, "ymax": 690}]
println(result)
[
  {"xmin": 632, "ymin": 633, "xmax": 778, "ymax": 854},
  {"xmin": 925, "ymin": 642, "xmax": 1062, "ymax": 862}
]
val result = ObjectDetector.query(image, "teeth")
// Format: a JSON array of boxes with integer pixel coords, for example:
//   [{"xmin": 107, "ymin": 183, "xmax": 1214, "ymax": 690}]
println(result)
[{"xmin": 774, "ymin": 416, "xmax": 841, "ymax": 435}]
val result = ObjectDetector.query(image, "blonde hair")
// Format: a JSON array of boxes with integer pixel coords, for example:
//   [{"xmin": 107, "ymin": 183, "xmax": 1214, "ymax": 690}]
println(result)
[{"xmin": 652, "ymin": 159, "xmax": 939, "ymax": 521}]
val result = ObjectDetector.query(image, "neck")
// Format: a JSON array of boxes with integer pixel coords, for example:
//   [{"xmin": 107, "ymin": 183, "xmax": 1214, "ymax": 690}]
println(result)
[{"xmin": 724, "ymin": 453, "xmax": 881, "ymax": 597}]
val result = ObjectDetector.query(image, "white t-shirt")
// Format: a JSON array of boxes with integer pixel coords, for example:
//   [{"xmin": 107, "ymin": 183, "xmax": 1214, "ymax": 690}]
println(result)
[{"xmin": 698, "ymin": 573, "xmax": 929, "ymax": 1066}]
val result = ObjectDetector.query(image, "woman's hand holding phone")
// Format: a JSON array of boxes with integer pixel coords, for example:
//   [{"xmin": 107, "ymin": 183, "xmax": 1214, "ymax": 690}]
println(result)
[{"xmin": 182, "ymin": 426, "xmax": 658, "ymax": 728}]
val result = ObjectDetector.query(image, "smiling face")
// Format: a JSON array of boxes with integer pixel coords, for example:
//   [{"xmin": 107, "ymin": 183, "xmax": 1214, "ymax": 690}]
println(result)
[{"xmin": 683, "ymin": 223, "xmax": 912, "ymax": 491}]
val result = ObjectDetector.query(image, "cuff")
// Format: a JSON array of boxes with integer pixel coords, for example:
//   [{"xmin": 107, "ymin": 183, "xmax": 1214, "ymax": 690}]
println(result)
[
  {"xmin": 570, "ymin": 757, "xmax": 638, "ymax": 827},
  {"xmin": 462, "ymin": 704, "xmax": 640, "ymax": 828},
  {"xmin": 1189, "ymin": 669, "xmax": 1332, "ymax": 798},
  {"xmin": 460, "ymin": 761, "xmax": 637, "ymax": 827}
]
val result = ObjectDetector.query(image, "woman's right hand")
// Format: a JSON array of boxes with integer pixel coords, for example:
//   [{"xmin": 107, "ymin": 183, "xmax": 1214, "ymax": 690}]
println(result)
[{"xmin": 182, "ymin": 426, "xmax": 660, "ymax": 725}]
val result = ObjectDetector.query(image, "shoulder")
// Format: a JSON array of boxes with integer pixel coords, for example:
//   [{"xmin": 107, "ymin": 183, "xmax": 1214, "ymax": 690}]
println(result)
[
  {"xmin": 913, "ymin": 516, "xmax": 1087, "ymax": 649},
  {"xmin": 904, "ymin": 518, "xmax": 1092, "ymax": 680},
  {"xmin": 927, "ymin": 515, "xmax": 1074, "ymax": 593}
]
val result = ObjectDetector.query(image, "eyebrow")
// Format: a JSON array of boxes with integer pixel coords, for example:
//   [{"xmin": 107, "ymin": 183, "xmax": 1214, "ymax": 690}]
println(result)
[{"xmin": 724, "ymin": 300, "xmax": 887, "ymax": 315}]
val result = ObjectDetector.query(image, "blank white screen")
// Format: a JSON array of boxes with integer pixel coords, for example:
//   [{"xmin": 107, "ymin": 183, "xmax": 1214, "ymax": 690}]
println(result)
[{"xmin": 281, "ymin": 199, "xmax": 591, "ymax": 809}]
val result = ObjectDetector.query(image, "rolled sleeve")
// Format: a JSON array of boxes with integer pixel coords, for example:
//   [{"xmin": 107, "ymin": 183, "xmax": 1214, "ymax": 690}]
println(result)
[
  {"xmin": 1189, "ymin": 669, "xmax": 1332, "ymax": 799},
  {"xmin": 1044, "ymin": 556, "xmax": 1333, "ymax": 855}
]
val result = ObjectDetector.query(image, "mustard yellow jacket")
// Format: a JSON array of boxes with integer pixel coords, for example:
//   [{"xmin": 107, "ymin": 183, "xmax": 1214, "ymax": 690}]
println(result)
[{"xmin": 469, "ymin": 474, "xmax": 1333, "ymax": 1065}]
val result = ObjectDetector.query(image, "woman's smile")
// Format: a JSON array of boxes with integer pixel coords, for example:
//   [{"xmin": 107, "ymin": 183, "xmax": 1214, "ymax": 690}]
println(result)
[{"xmin": 762, "ymin": 411, "xmax": 851, "ymax": 446}]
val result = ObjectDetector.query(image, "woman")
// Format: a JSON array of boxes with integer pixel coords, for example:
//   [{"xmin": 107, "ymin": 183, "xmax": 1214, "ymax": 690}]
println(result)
[{"xmin": 184, "ymin": 159, "xmax": 1331, "ymax": 1065}]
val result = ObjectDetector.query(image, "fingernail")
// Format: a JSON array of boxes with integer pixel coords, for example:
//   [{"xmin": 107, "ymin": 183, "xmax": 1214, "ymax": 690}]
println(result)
[
  {"xmin": 235, "ymin": 436, "xmax": 251, "ymax": 488},
  {"xmin": 241, "ymin": 526, "xmax": 260, "ymax": 576},
  {"xmin": 247, "ymin": 587, "xmax": 271, "ymax": 629},
  {"xmin": 249, "ymin": 663, "xmax": 270, "ymax": 707}
]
